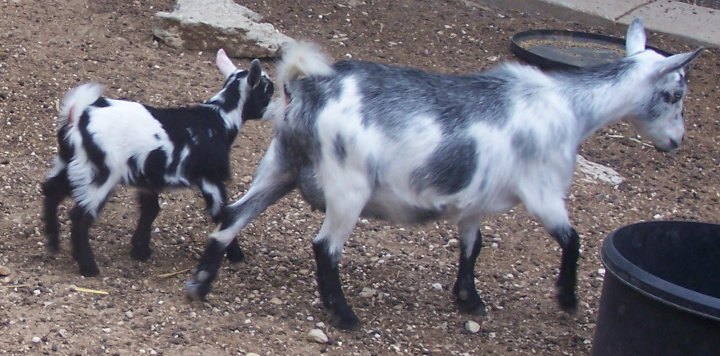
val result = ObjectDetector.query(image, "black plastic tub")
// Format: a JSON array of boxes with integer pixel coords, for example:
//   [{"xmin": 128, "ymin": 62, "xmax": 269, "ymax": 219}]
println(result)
[{"xmin": 593, "ymin": 221, "xmax": 720, "ymax": 356}]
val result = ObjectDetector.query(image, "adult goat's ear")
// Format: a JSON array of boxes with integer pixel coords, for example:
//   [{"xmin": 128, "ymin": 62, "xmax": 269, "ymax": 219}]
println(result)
[
  {"xmin": 247, "ymin": 59, "xmax": 262, "ymax": 88},
  {"xmin": 626, "ymin": 18, "xmax": 646, "ymax": 56},
  {"xmin": 655, "ymin": 47, "xmax": 704, "ymax": 78},
  {"xmin": 216, "ymin": 48, "xmax": 237, "ymax": 78}
]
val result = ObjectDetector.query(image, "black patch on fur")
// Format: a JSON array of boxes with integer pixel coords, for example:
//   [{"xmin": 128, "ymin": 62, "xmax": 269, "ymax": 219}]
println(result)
[
  {"xmin": 57, "ymin": 124, "xmax": 75, "ymax": 163},
  {"xmin": 411, "ymin": 136, "xmax": 477, "ymax": 194},
  {"xmin": 145, "ymin": 105, "xmax": 234, "ymax": 187},
  {"xmin": 78, "ymin": 111, "xmax": 110, "ymax": 185},
  {"xmin": 91, "ymin": 97, "xmax": 111, "ymax": 108},
  {"xmin": 242, "ymin": 79, "xmax": 273, "ymax": 120},
  {"xmin": 333, "ymin": 133, "xmax": 347, "ymax": 164},
  {"xmin": 326, "ymin": 61, "xmax": 512, "ymax": 135}
]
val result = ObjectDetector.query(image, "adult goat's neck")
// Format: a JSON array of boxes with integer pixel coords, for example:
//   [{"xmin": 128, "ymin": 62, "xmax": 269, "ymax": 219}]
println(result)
[{"xmin": 558, "ymin": 58, "xmax": 647, "ymax": 142}]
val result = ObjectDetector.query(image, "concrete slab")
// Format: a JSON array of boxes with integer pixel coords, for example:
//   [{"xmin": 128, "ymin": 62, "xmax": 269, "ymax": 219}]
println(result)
[
  {"xmin": 541, "ymin": 0, "xmax": 647, "ymax": 22},
  {"xmin": 618, "ymin": 1, "xmax": 720, "ymax": 47}
]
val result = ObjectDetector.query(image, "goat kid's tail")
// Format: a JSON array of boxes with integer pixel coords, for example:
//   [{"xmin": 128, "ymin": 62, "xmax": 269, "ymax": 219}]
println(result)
[{"xmin": 58, "ymin": 82, "xmax": 104, "ymax": 126}]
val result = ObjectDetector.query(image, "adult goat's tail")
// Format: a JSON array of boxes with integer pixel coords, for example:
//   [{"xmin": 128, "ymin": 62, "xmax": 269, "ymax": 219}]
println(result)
[
  {"xmin": 58, "ymin": 82, "xmax": 104, "ymax": 126},
  {"xmin": 265, "ymin": 42, "xmax": 335, "ymax": 123},
  {"xmin": 277, "ymin": 41, "xmax": 335, "ymax": 86}
]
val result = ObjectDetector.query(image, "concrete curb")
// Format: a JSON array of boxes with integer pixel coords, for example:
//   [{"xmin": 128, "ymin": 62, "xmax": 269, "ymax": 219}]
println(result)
[{"xmin": 479, "ymin": 0, "xmax": 719, "ymax": 48}]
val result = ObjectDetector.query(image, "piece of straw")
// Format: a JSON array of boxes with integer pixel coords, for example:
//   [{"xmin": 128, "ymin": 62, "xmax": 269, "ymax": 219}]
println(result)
[
  {"xmin": 157, "ymin": 268, "xmax": 191, "ymax": 279},
  {"xmin": 72, "ymin": 286, "xmax": 109, "ymax": 295}
]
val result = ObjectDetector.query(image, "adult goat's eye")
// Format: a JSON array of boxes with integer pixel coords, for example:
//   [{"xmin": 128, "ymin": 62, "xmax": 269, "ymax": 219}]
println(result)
[{"xmin": 674, "ymin": 92, "xmax": 683, "ymax": 101}]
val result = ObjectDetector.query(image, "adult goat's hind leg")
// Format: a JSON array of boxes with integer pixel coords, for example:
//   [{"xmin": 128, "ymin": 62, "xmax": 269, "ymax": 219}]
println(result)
[
  {"xmin": 186, "ymin": 141, "xmax": 296, "ymax": 300},
  {"xmin": 311, "ymin": 172, "xmax": 371, "ymax": 330},
  {"xmin": 453, "ymin": 218, "xmax": 487, "ymax": 316},
  {"xmin": 42, "ymin": 167, "xmax": 72, "ymax": 253},
  {"xmin": 130, "ymin": 191, "xmax": 160, "ymax": 261}
]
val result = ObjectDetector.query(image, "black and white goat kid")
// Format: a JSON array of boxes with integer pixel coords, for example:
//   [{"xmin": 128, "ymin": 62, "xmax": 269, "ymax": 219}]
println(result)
[
  {"xmin": 186, "ymin": 19, "xmax": 703, "ymax": 329},
  {"xmin": 42, "ymin": 49, "xmax": 273, "ymax": 277}
]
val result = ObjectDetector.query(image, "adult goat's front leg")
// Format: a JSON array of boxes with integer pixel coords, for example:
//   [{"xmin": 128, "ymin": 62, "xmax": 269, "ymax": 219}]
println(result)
[{"xmin": 550, "ymin": 226, "xmax": 580, "ymax": 312}]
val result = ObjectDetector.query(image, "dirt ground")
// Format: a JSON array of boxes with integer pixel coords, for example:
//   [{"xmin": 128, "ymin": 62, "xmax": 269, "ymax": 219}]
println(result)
[{"xmin": 0, "ymin": 0, "xmax": 718, "ymax": 355}]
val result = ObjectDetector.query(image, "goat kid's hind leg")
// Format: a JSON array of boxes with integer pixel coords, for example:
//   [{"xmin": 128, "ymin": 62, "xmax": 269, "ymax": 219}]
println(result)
[
  {"xmin": 452, "ymin": 219, "xmax": 487, "ymax": 316},
  {"xmin": 130, "ymin": 191, "xmax": 160, "ymax": 261},
  {"xmin": 69, "ymin": 205, "xmax": 100, "ymax": 277},
  {"xmin": 199, "ymin": 180, "xmax": 244, "ymax": 263},
  {"xmin": 42, "ymin": 168, "xmax": 72, "ymax": 253}
]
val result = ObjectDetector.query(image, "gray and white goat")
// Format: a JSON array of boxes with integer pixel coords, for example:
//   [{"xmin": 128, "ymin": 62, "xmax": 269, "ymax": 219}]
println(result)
[
  {"xmin": 42, "ymin": 49, "xmax": 273, "ymax": 277},
  {"xmin": 186, "ymin": 19, "xmax": 703, "ymax": 329}
]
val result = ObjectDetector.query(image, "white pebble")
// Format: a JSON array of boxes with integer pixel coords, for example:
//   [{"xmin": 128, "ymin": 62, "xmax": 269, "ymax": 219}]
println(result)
[
  {"xmin": 465, "ymin": 320, "xmax": 481, "ymax": 334},
  {"xmin": 246, "ymin": 353, "xmax": 261, "ymax": 356},
  {"xmin": 431, "ymin": 283, "xmax": 443, "ymax": 291},
  {"xmin": 31, "ymin": 336, "xmax": 41, "ymax": 344},
  {"xmin": 270, "ymin": 297, "xmax": 282, "ymax": 305},
  {"xmin": 308, "ymin": 328, "xmax": 329, "ymax": 344}
]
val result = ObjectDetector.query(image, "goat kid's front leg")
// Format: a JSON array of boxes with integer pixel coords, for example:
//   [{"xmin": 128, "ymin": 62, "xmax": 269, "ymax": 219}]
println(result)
[
  {"xmin": 69, "ymin": 206, "xmax": 99, "ymax": 277},
  {"xmin": 550, "ymin": 226, "xmax": 580, "ymax": 313},
  {"xmin": 200, "ymin": 180, "xmax": 245, "ymax": 263},
  {"xmin": 130, "ymin": 191, "xmax": 160, "ymax": 261},
  {"xmin": 452, "ymin": 221, "xmax": 487, "ymax": 316},
  {"xmin": 42, "ymin": 168, "xmax": 72, "ymax": 254}
]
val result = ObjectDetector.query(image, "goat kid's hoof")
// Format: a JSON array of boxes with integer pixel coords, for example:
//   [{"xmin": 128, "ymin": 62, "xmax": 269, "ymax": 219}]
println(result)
[
  {"xmin": 225, "ymin": 246, "xmax": 246, "ymax": 263},
  {"xmin": 79, "ymin": 264, "xmax": 100, "ymax": 277},
  {"xmin": 130, "ymin": 247, "xmax": 152, "ymax": 262},
  {"xmin": 46, "ymin": 241, "xmax": 60, "ymax": 255},
  {"xmin": 330, "ymin": 310, "xmax": 360, "ymax": 331}
]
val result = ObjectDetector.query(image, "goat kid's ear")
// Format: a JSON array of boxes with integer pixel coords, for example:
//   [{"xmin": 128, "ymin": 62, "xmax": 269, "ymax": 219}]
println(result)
[
  {"xmin": 247, "ymin": 59, "xmax": 263, "ymax": 88},
  {"xmin": 626, "ymin": 18, "xmax": 646, "ymax": 56},
  {"xmin": 216, "ymin": 48, "xmax": 238, "ymax": 78},
  {"xmin": 655, "ymin": 47, "xmax": 705, "ymax": 78}
]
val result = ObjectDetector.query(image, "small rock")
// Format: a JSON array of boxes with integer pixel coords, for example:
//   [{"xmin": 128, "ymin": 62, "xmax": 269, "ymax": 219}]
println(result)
[
  {"xmin": 246, "ymin": 353, "xmax": 261, "ymax": 356},
  {"xmin": 431, "ymin": 283, "xmax": 443, "ymax": 291},
  {"xmin": 125, "ymin": 311, "xmax": 134, "ymax": 319},
  {"xmin": 308, "ymin": 328, "xmax": 329, "ymax": 344},
  {"xmin": 269, "ymin": 297, "xmax": 282, "ymax": 305},
  {"xmin": 465, "ymin": 320, "xmax": 481, "ymax": 334},
  {"xmin": 359, "ymin": 287, "xmax": 377, "ymax": 298},
  {"xmin": 0, "ymin": 266, "xmax": 10, "ymax": 276},
  {"xmin": 31, "ymin": 336, "xmax": 41, "ymax": 344},
  {"xmin": 58, "ymin": 329, "xmax": 68, "ymax": 338}
]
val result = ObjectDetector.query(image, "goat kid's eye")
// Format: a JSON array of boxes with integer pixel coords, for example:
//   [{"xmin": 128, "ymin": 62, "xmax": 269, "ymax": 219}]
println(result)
[{"xmin": 674, "ymin": 92, "xmax": 683, "ymax": 101}]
